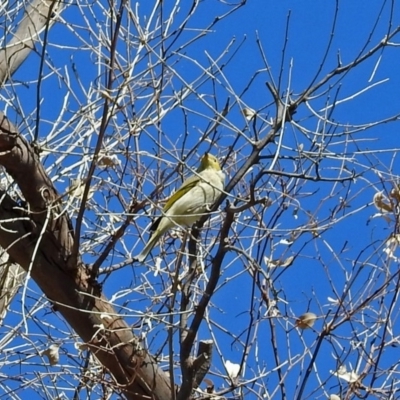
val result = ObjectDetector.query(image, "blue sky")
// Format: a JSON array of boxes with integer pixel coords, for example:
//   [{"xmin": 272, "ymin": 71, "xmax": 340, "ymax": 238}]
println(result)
[{"xmin": 1, "ymin": 0, "xmax": 400, "ymax": 399}]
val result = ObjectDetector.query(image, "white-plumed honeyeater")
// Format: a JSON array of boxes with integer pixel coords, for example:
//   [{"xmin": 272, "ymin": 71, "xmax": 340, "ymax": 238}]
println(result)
[{"xmin": 135, "ymin": 153, "xmax": 225, "ymax": 262}]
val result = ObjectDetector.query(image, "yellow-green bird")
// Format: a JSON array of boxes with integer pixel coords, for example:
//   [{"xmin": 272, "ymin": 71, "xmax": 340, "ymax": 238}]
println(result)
[{"xmin": 135, "ymin": 153, "xmax": 225, "ymax": 262}]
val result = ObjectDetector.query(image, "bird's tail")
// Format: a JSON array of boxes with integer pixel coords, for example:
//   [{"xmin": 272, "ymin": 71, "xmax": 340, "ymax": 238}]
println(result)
[{"xmin": 135, "ymin": 232, "xmax": 160, "ymax": 263}]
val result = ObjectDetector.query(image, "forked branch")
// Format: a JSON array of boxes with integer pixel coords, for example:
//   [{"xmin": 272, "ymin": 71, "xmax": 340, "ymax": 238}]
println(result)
[{"xmin": 0, "ymin": 113, "xmax": 171, "ymax": 400}]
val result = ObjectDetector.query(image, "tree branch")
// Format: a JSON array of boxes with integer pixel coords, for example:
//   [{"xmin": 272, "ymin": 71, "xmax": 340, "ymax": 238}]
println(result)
[
  {"xmin": 193, "ymin": 340, "xmax": 213, "ymax": 389},
  {"xmin": 0, "ymin": 113, "xmax": 171, "ymax": 400},
  {"xmin": 0, "ymin": 0, "xmax": 63, "ymax": 85}
]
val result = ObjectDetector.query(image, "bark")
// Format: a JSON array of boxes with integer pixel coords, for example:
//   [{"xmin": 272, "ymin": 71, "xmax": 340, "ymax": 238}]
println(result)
[
  {"xmin": 0, "ymin": 0, "xmax": 58, "ymax": 318},
  {"xmin": 0, "ymin": 112, "xmax": 172, "ymax": 400},
  {"xmin": 193, "ymin": 340, "xmax": 213, "ymax": 389},
  {"xmin": 0, "ymin": 0, "xmax": 63, "ymax": 85}
]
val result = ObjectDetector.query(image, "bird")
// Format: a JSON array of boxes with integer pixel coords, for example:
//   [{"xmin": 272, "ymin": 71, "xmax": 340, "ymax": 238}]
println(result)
[{"xmin": 135, "ymin": 153, "xmax": 225, "ymax": 262}]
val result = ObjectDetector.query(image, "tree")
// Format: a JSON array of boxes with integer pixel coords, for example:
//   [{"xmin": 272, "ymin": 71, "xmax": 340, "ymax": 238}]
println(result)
[{"xmin": 0, "ymin": 0, "xmax": 399, "ymax": 399}]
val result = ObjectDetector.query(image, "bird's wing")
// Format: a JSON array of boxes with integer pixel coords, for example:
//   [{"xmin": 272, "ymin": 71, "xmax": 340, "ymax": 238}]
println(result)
[
  {"xmin": 162, "ymin": 175, "xmax": 200, "ymax": 213},
  {"xmin": 149, "ymin": 175, "xmax": 200, "ymax": 232}
]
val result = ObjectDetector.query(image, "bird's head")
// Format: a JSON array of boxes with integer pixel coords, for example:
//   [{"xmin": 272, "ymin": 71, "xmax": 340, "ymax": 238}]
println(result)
[{"xmin": 198, "ymin": 153, "xmax": 222, "ymax": 172}]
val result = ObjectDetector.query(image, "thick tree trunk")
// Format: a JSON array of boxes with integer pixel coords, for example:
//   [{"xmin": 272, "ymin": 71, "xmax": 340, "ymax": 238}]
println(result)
[{"xmin": 0, "ymin": 112, "xmax": 172, "ymax": 400}]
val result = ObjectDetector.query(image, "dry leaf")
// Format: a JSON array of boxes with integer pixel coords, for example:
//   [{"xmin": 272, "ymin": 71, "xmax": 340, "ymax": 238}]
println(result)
[
  {"xmin": 241, "ymin": 107, "xmax": 256, "ymax": 121},
  {"xmin": 225, "ymin": 360, "xmax": 240, "ymax": 379},
  {"xmin": 373, "ymin": 191, "xmax": 392, "ymax": 212},
  {"xmin": 42, "ymin": 344, "xmax": 60, "ymax": 366},
  {"xmin": 204, "ymin": 378, "xmax": 214, "ymax": 393},
  {"xmin": 331, "ymin": 365, "xmax": 359, "ymax": 383},
  {"xmin": 295, "ymin": 312, "xmax": 317, "ymax": 329}
]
